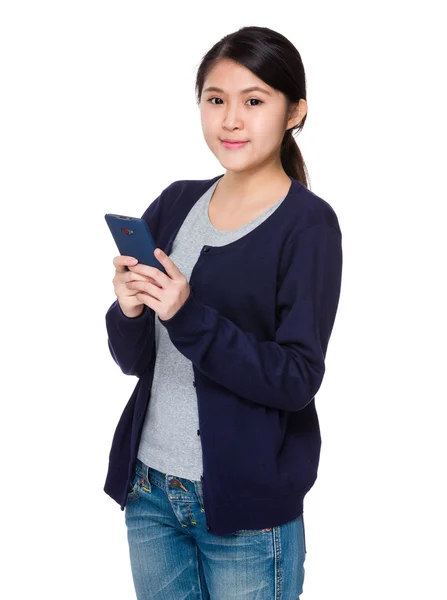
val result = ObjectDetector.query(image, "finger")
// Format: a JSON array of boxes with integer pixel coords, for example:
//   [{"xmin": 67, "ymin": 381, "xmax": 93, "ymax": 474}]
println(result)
[
  {"xmin": 153, "ymin": 248, "xmax": 181, "ymax": 279},
  {"xmin": 135, "ymin": 292, "xmax": 161, "ymax": 313},
  {"xmin": 113, "ymin": 255, "xmax": 138, "ymax": 273},
  {"xmin": 124, "ymin": 270, "xmax": 158, "ymax": 283},
  {"xmin": 129, "ymin": 263, "xmax": 170, "ymax": 286},
  {"xmin": 127, "ymin": 279, "xmax": 163, "ymax": 300},
  {"xmin": 126, "ymin": 273, "xmax": 162, "ymax": 288}
]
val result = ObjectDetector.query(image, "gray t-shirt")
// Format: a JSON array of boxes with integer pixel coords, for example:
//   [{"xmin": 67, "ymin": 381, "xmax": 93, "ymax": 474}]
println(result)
[{"xmin": 137, "ymin": 179, "xmax": 287, "ymax": 480}]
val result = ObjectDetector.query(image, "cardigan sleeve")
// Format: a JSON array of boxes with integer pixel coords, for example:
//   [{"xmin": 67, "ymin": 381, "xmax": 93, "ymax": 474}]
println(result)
[
  {"xmin": 105, "ymin": 183, "xmax": 174, "ymax": 377},
  {"xmin": 158, "ymin": 223, "xmax": 343, "ymax": 411}
]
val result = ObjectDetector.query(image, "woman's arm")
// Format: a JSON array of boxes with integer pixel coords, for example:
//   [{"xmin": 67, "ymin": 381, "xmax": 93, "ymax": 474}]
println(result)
[
  {"xmin": 159, "ymin": 223, "xmax": 343, "ymax": 411},
  {"xmin": 106, "ymin": 299, "xmax": 154, "ymax": 377},
  {"xmin": 105, "ymin": 183, "xmax": 174, "ymax": 377}
]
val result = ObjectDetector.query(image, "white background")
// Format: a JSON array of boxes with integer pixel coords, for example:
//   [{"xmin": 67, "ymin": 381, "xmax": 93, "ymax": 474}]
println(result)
[{"xmin": 1, "ymin": 1, "xmax": 446, "ymax": 598}]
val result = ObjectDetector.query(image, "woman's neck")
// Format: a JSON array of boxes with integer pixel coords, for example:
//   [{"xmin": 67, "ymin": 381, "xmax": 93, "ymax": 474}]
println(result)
[{"xmin": 214, "ymin": 168, "xmax": 291, "ymax": 209}]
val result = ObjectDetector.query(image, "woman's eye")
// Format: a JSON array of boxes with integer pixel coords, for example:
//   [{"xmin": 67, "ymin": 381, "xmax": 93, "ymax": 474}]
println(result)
[
  {"xmin": 208, "ymin": 98, "xmax": 263, "ymax": 106},
  {"xmin": 247, "ymin": 98, "xmax": 262, "ymax": 106}
]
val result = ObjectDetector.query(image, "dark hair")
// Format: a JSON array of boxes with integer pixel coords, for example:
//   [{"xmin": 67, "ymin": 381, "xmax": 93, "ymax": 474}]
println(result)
[{"xmin": 195, "ymin": 26, "xmax": 310, "ymax": 189}]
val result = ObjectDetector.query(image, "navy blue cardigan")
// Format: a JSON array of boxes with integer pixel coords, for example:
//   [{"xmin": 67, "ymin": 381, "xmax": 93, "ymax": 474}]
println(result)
[{"xmin": 104, "ymin": 174, "xmax": 343, "ymax": 536}]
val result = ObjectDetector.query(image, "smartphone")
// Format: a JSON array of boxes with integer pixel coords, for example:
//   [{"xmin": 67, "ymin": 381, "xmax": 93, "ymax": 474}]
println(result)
[{"xmin": 104, "ymin": 213, "xmax": 167, "ymax": 275}]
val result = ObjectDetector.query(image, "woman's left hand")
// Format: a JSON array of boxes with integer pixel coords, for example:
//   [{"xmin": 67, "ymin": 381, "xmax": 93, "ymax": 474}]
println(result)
[{"xmin": 126, "ymin": 248, "xmax": 190, "ymax": 321}]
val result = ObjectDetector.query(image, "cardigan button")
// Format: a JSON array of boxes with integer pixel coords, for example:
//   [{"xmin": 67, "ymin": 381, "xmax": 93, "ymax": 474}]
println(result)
[
  {"xmin": 193, "ymin": 381, "xmax": 196, "ymax": 387},
  {"xmin": 202, "ymin": 245, "xmax": 210, "ymax": 252},
  {"xmin": 206, "ymin": 524, "xmax": 211, "ymax": 531}
]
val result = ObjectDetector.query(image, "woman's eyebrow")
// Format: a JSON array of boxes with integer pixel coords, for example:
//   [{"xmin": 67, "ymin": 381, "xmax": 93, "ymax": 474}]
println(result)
[{"xmin": 203, "ymin": 85, "xmax": 272, "ymax": 96}]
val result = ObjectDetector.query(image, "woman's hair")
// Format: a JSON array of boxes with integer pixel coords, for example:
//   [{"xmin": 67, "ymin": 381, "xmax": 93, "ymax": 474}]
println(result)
[{"xmin": 195, "ymin": 26, "xmax": 310, "ymax": 189}]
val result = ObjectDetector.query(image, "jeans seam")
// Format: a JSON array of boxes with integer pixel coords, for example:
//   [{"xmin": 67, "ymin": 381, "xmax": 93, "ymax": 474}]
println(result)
[{"xmin": 273, "ymin": 526, "xmax": 282, "ymax": 599}]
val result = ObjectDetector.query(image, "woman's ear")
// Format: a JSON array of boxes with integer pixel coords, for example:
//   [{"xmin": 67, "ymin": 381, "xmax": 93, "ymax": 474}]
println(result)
[{"xmin": 287, "ymin": 98, "xmax": 307, "ymax": 129}]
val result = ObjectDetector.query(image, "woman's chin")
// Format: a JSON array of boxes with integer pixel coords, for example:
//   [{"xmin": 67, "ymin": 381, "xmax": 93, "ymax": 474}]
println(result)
[{"xmin": 217, "ymin": 156, "xmax": 253, "ymax": 172}]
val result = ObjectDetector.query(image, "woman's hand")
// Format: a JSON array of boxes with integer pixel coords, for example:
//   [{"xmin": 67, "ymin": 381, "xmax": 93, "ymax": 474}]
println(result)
[
  {"xmin": 126, "ymin": 248, "xmax": 190, "ymax": 321},
  {"xmin": 112, "ymin": 254, "xmax": 161, "ymax": 318}
]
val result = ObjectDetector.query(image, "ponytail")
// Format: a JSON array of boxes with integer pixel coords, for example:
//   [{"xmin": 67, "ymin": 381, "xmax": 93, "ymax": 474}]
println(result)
[{"xmin": 280, "ymin": 129, "xmax": 310, "ymax": 189}]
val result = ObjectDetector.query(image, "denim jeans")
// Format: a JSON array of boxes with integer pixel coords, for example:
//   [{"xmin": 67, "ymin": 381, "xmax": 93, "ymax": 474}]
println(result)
[{"xmin": 125, "ymin": 458, "xmax": 307, "ymax": 599}]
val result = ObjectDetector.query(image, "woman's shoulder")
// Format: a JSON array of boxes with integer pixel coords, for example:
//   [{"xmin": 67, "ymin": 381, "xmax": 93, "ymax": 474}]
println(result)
[{"xmin": 288, "ymin": 178, "xmax": 341, "ymax": 234}]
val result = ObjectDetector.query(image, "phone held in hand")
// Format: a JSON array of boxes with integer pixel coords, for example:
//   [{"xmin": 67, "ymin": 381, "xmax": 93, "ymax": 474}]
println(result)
[{"xmin": 104, "ymin": 213, "xmax": 167, "ymax": 275}]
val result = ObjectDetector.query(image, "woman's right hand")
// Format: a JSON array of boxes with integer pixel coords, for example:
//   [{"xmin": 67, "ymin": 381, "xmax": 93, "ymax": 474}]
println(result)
[{"xmin": 112, "ymin": 255, "xmax": 159, "ymax": 318}]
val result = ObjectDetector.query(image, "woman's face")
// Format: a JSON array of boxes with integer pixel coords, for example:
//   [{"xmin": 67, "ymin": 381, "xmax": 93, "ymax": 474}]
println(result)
[{"xmin": 199, "ymin": 58, "xmax": 302, "ymax": 174}]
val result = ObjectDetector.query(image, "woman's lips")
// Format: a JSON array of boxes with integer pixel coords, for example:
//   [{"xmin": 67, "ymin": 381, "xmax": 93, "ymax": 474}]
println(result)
[{"xmin": 221, "ymin": 140, "xmax": 248, "ymax": 149}]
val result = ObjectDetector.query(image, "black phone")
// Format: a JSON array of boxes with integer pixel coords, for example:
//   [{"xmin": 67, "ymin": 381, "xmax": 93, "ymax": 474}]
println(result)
[{"xmin": 104, "ymin": 213, "xmax": 167, "ymax": 275}]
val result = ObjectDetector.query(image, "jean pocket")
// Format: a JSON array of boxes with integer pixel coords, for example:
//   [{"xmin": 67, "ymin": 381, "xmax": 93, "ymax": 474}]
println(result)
[{"xmin": 127, "ymin": 472, "xmax": 142, "ymax": 503}]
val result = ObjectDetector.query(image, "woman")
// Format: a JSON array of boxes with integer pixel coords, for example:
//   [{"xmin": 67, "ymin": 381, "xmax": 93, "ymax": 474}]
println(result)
[{"xmin": 105, "ymin": 25, "xmax": 343, "ymax": 599}]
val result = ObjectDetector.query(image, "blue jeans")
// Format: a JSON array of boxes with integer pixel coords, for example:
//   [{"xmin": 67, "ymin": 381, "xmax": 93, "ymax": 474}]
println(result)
[{"xmin": 125, "ymin": 458, "xmax": 307, "ymax": 599}]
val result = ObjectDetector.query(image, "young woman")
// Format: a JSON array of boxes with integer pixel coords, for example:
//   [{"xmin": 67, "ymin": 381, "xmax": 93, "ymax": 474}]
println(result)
[{"xmin": 105, "ymin": 25, "xmax": 343, "ymax": 599}]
